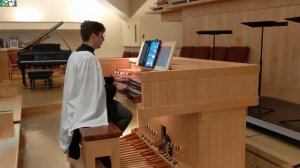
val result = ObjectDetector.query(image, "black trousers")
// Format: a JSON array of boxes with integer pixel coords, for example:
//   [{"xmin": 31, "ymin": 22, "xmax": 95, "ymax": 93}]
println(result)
[{"xmin": 109, "ymin": 101, "xmax": 132, "ymax": 132}]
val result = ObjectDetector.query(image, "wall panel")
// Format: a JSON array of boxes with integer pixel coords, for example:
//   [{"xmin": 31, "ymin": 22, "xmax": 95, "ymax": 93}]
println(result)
[{"xmin": 176, "ymin": 0, "xmax": 300, "ymax": 103}]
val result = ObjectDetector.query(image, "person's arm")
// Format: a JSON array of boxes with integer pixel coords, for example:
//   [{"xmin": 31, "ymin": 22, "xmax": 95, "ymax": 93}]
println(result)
[
  {"xmin": 105, "ymin": 76, "xmax": 129, "ymax": 101},
  {"xmin": 105, "ymin": 84, "xmax": 117, "ymax": 101}
]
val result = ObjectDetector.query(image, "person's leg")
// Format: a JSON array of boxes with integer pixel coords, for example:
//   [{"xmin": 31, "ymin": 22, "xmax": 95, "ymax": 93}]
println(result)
[{"xmin": 113, "ymin": 102, "xmax": 133, "ymax": 132}]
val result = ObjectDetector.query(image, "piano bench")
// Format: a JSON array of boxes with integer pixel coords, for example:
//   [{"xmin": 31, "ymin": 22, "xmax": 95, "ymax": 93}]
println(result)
[
  {"xmin": 79, "ymin": 122, "xmax": 122, "ymax": 168},
  {"xmin": 28, "ymin": 69, "xmax": 53, "ymax": 91}
]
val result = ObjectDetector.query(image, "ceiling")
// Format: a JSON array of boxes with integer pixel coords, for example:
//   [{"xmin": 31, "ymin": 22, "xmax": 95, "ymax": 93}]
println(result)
[{"xmin": 98, "ymin": 0, "xmax": 154, "ymax": 21}]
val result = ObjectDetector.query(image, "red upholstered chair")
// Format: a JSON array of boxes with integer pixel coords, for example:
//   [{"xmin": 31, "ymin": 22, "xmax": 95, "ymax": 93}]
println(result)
[
  {"xmin": 8, "ymin": 50, "xmax": 19, "ymax": 80},
  {"xmin": 122, "ymin": 51, "xmax": 131, "ymax": 58},
  {"xmin": 179, "ymin": 46, "xmax": 195, "ymax": 58},
  {"xmin": 192, "ymin": 46, "xmax": 211, "ymax": 59},
  {"xmin": 210, "ymin": 47, "xmax": 228, "ymax": 61},
  {"xmin": 226, "ymin": 46, "xmax": 249, "ymax": 63},
  {"xmin": 130, "ymin": 52, "xmax": 139, "ymax": 58}
]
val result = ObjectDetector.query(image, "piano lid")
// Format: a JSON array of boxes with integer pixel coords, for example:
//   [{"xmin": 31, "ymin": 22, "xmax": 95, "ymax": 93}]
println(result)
[{"xmin": 21, "ymin": 21, "xmax": 65, "ymax": 51}]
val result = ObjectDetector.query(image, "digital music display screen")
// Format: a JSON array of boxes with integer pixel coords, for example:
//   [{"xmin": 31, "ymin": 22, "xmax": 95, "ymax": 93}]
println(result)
[{"xmin": 144, "ymin": 41, "xmax": 160, "ymax": 68}]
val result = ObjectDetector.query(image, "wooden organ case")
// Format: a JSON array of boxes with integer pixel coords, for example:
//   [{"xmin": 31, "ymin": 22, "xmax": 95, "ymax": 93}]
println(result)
[{"xmin": 99, "ymin": 57, "xmax": 259, "ymax": 168}]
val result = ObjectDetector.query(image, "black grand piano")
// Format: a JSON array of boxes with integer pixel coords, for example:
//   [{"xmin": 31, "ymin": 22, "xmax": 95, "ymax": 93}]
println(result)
[{"xmin": 17, "ymin": 21, "xmax": 72, "ymax": 86}]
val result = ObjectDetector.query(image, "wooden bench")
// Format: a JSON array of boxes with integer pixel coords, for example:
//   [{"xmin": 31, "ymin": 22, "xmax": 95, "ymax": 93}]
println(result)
[{"xmin": 79, "ymin": 122, "xmax": 122, "ymax": 168}]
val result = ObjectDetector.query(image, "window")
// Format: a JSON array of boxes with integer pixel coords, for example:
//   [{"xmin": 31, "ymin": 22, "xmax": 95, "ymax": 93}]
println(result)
[{"xmin": 1, "ymin": 0, "xmax": 16, "ymax": 7}]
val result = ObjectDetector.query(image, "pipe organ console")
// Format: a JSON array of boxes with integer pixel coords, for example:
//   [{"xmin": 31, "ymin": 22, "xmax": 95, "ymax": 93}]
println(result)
[{"xmin": 99, "ymin": 57, "xmax": 259, "ymax": 168}]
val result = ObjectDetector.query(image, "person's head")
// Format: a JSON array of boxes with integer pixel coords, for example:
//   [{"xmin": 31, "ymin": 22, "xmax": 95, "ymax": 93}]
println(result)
[{"xmin": 80, "ymin": 20, "xmax": 106, "ymax": 49}]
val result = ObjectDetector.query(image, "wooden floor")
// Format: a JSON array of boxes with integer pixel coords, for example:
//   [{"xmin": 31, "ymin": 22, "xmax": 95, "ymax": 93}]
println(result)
[{"xmin": 7, "ymin": 72, "xmax": 138, "ymax": 168}]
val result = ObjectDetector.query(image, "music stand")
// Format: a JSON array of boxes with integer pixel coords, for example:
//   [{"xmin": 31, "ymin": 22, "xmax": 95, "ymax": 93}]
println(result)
[
  {"xmin": 242, "ymin": 21, "xmax": 288, "ymax": 114},
  {"xmin": 286, "ymin": 16, "xmax": 300, "ymax": 23},
  {"xmin": 279, "ymin": 16, "xmax": 300, "ymax": 124},
  {"xmin": 196, "ymin": 30, "xmax": 232, "ymax": 60}
]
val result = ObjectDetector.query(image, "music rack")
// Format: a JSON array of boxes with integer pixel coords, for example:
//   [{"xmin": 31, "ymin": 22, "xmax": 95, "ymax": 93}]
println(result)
[{"xmin": 286, "ymin": 16, "xmax": 300, "ymax": 23}]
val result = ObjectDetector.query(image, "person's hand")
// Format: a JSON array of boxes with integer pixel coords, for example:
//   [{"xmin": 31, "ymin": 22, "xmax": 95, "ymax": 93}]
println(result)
[
  {"xmin": 114, "ymin": 76, "xmax": 129, "ymax": 83},
  {"xmin": 115, "ymin": 82, "xmax": 128, "ymax": 91}
]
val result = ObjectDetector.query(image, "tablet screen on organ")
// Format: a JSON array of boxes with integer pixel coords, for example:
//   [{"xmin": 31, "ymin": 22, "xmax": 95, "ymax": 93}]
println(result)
[
  {"xmin": 136, "ymin": 40, "xmax": 175, "ymax": 71},
  {"xmin": 144, "ymin": 40, "xmax": 161, "ymax": 69}
]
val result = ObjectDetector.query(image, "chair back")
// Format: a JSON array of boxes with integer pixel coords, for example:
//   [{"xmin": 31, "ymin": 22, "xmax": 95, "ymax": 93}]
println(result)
[
  {"xmin": 131, "ymin": 52, "xmax": 139, "ymax": 58},
  {"xmin": 192, "ymin": 46, "xmax": 210, "ymax": 59},
  {"xmin": 227, "ymin": 46, "xmax": 249, "ymax": 63},
  {"xmin": 211, "ymin": 47, "xmax": 228, "ymax": 61},
  {"xmin": 122, "ymin": 51, "xmax": 131, "ymax": 58},
  {"xmin": 8, "ymin": 50, "xmax": 18, "ymax": 65},
  {"xmin": 179, "ymin": 46, "xmax": 195, "ymax": 58}
]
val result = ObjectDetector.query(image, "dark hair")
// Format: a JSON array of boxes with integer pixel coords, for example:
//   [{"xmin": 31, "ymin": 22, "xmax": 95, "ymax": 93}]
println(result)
[{"xmin": 80, "ymin": 21, "xmax": 106, "ymax": 41}]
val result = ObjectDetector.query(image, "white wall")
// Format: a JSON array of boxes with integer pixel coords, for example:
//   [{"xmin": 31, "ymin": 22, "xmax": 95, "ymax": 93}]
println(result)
[
  {"xmin": 0, "ymin": 0, "xmax": 183, "ymax": 57},
  {"xmin": 140, "ymin": 15, "xmax": 182, "ymax": 48},
  {"xmin": 0, "ymin": 0, "xmax": 126, "ymax": 58},
  {"xmin": 122, "ymin": 0, "xmax": 182, "ymax": 51},
  {"xmin": 0, "ymin": 0, "xmax": 113, "ymax": 22}
]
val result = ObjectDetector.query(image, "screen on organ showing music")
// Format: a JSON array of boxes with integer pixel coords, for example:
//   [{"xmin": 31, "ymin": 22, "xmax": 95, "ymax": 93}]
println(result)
[{"xmin": 136, "ymin": 41, "xmax": 176, "ymax": 71}]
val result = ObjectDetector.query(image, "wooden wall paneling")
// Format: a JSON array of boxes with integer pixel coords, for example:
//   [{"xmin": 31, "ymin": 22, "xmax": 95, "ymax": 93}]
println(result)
[
  {"xmin": 182, "ymin": 78, "xmax": 199, "ymax": 104},
  {"xmin": 99, "ymin": 58, "xmax": 131, "ymax": 76},
  {"xmin": 161, "ymin": 11, "xmax": 182, "ymax": 22},
  {"xmin": 166, "ymin": 79, "xmax": 178, "ymax": 105},
  {"xmin": 181, "ymin": 0, "xmax": 300, "ymax": 20},
  {"xmin": 140, "ymin": 81, "xmax": 153, "ymax": 108},
  {"xmin": 158, "ymin": 80, "xmax": 169, "ymax": 106},
  {"xmin": 177, "ymin": 0, "xmax": 300, "ymax": 103},
  {"xmin": 197, "ymin": 108, "xmax": 246, "ymax": 168},
  {"xmin": 138, "ymin": 61, "xmax": 258, "ymax": 119},
  {"xmin": 150, "ymin": 80, "xmax": 160, "ymax": 107},
  {"xmin": 183, "ymin": 17, "xmax": 199, "ymax": 46},
  {"xmin": 141, "ymin": 113, "xmax": 201, "ymax": 167}
]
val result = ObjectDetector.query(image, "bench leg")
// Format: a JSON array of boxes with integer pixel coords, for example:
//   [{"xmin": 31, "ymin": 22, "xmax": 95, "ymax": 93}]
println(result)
[
  {"xmin": 81, "ymin": 138, "xmax": 120, "ymax": 168},
  {"xmin": 81, "ymin": 143, "xmax": 96, "ymax": 168},
  {"xmin": 84, "ymin": 156, "xmax": 96, "ymax": 168},
  {"xmin": 48, "ymin": 78, "xmax": 51, "ymax": 90},
  {"xmin": 33, "ymin": 79, "xmax": 36, "ymax": 89},
  {"xmin": 111, "ymin": 139, "xmax": 120, "ymax": 168},
  {"xmin": 30, "ymin": 79, "xmax": 33, "ymax": 91}
]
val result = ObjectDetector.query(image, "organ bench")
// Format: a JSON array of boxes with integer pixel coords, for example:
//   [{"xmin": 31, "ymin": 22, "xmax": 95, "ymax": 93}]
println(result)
[{"xmin": 79, "ymin": 122, "xmax": 122, "ymax": 168}]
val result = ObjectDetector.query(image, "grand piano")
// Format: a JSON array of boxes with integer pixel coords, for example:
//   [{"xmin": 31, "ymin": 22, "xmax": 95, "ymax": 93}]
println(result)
[{"xmin": 17, "ymin": 21, "xmax": 72, "ymax": 86}]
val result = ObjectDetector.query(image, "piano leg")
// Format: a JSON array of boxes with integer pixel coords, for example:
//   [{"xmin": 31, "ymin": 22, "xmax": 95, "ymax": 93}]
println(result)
[{"xmin": 20, "ymin": 65, "xmax": 27, "ymax": 87}]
